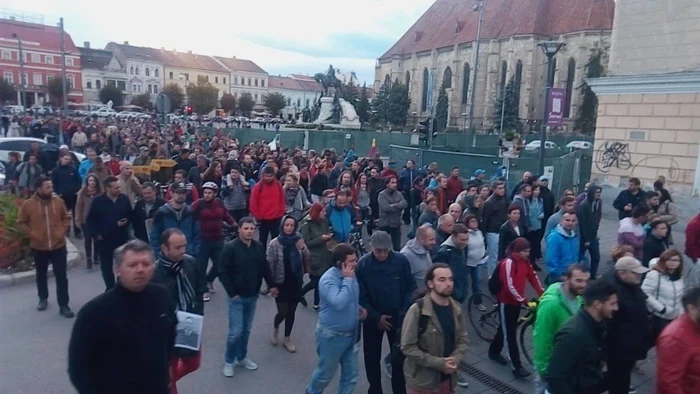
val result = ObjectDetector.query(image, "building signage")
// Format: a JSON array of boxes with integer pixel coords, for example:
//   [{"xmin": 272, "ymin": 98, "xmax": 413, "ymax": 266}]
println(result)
[{"xmin": 546, "ymin": 88, "xmax": 566, "ymax": 126}]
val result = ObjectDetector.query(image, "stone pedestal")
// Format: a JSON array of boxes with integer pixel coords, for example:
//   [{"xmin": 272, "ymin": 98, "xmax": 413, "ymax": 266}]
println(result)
[
  {"xmin": 314, "ymin": 97, "xmax": 334, "ymax": 125},
  {"xmin": 313, "ymin": 97, "xmax": 362, "ymax": 129}
]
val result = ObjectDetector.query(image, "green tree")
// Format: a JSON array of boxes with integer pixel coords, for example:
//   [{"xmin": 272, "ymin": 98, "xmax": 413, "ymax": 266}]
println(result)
[
  {"xmin": 98, "ymin": 84, "xmax": 124, "ymax": 107},
  {"xmin": 263, "ymin": 92, "xmax": 287, "ymax": 116},
  {"xmin": 186, "ymin": 77, "xmax": 219, "ymax": 115},
  {"xmin": 47, "ymin": 78, "xmax": 66, "ymax": 105},
  {"xmin": 356, "ymin": 83, "xmax": 371, "ymax": 124},
  {"xmin": 220, "ymin": 93, "xmax": 236, "ymax": 114},
  {"xmin": 387, "ymin": 78, "xmax": 411, "ymax": 127},
  {"xmin": 371, "ymin": 79, "xmax": 390, "ymax": 126},
  {"xmin": 492, "ymin": 76, "xmax": 523, "ymax": 134},
  {"xmin": 435, "ymin": 83, "xmax": 449, "ymax": 132},
  {"xmin": 237, "ymin": 93, "xmax": 255, "ymax": 116},
  {"xmin": 130, "ymin": 93, "xmax": 153, "ymax": 110},
  {"xmin": 575, "ymin": 43, "xmax": 608, "ymax": 135},
  {"xmin": 163, "ymin": 83, "xmax": 185, "ymax": 110},
  {"xmin": 0, "ymin": 79, "xmax": 16, "ymax": 104},
  {"xmin": 341, "ymin": 81, "xmax": 359, "ymax": 106}
]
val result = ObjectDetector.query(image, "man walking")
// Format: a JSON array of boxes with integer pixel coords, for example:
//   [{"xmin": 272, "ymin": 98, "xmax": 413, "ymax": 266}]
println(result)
[
  {"xmin": 377, "ymin": 176, "xmax": 407, "ymax": 251},
  {"xmin": 577, "ymin": 186, "xmax": 602, "ymax": 277},
  {"xmin": 52, "ymin": 152, "xmax": 83, "ymax": 238},
  {"xmin": 481, "ymin": 181, "xmax": 508, "ymax": 276},
  {"xmin": 357, "ymin": 231, "xmax": 416, "ymax": 394},
  {"xmin": 68, "ymin": 240, "xmax": 177, "ymax": 394},
  {"xmin": 545, "ymin": 212, "xmax": 580, "ymax": 285},
  {"xmin": 250, "ymin": 166, "xmax": 285, "ymax": 248},
  {"xmin": 400, "ymin": 225, "xmax": 436, "ymax": 291},
  {"xmin": 400, "ymin": 263, "xmax": 468, "ymax": 394},
  {"xmin": 151, "ymin": 229, "xmax": 204, "ymax": 394},
  {"xmin": 87, "ymin": 176, "xmax": 134, "ymax": 290},
  {"xmin": 532, "ymin": 264, "xmax": 589, "ymax": 394},
  {"xmin": 612, "ymin": 177, "xmax": 645, "ymax": 220},
  {"xmin": 17, "ymin": 176, "xmax": 74, "ymax": 317},
  {"xmin": 306, "ymin": 243, "xmax": 366, "ymax": 394},
  {"xmin": 149, "ymin": 182, "xmax": 200, "ymax": 258},
  {"xmin": 218, "ymin": 217, "xmax": 276, "ymax": 378}
]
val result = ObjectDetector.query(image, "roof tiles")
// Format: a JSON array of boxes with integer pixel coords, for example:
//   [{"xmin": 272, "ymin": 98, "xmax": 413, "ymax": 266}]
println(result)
[
  {"xmin": 79, "ymin": 47, "xmax": 117, "ymax": 70},
  {"xmin": 0, "ymin": 18, "xmax": 78, "ymax": 52},
  {"xmin": 159, "ymin": 50, "xmax": 228, "ymax": 73},
  {"xmin": 214, "ymin": 56, "xmax": 267, "ymax": 74}
]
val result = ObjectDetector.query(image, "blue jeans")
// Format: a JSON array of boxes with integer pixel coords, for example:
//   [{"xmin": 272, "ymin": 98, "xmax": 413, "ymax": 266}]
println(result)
[
  {"xmin": 467, "ymin": 265, "xmax": 482, "ymax": 304},
  {"xmin": 197, "ymin": 239, "xmax": 223, "ymax": 287},
  {"xmin": 486, "ymin": 232, "xmax": 500, "ymax": 277},
  {"xmin": 224, "ymin": 295, "xmax": 258, "ymax": 364},
  {"xmin": 307, "ymin": 325, "xmax": 359, "ymax": 394}
]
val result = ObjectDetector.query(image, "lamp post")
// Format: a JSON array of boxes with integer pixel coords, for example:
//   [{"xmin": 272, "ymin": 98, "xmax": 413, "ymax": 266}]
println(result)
[
  {"xmin": 467, "ymin": 0, "xmax": 485, "ymax": 138},
  {"xmin": 536, "ymin": 41, "xmax": 564, "ymax": 175},
  {"xmin": 12, "ymin": 33, "xmax": 26, "ymax": 108}
]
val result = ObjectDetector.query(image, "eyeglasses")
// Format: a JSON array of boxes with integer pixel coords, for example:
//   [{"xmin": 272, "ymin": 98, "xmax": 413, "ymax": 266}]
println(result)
[{"xmin": 668, "ymin": 258, "xmax": 682, "ymax": 262}]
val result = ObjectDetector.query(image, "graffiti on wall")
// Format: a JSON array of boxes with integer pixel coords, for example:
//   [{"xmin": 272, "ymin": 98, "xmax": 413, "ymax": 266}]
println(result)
[{"xmin": 595, "ymin": 141, "xmax": 631, "ymax": 173}]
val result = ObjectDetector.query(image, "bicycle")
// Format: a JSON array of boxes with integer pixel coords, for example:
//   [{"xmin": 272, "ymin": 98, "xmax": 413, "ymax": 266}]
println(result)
[
  {"xmin": 466, "ymin": 292, "xmax": 538, "ymax": 366},
  {"xmin": 348, "ymin": 220, "xmax": 368, "ymax": 258}
]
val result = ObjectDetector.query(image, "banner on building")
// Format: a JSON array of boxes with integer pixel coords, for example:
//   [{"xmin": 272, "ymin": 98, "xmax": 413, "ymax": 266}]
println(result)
[{"xmin": 546, "ymin": 88, "xmax": 566, "ymax": 126}]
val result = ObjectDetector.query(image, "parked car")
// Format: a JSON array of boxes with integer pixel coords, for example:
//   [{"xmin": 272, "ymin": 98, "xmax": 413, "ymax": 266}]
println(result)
[
  {"xmin": 5, "ymin": 105, "xmax": 25, "ymax": 115},
  {"xmin": 0, "ymin": 137, "xmax": 86, "ymax": 165},
  {"xmin": 90, "ymin": 107, "xmax": 118, "ymax": 117},
  {"xmin": 117, "ymin": 111, "xmax": 137, "ymax": 119},
  {"xmin": 565, "ymin": 141, "xmax": 592, "ymax": 150},
  {"xmin": 30, "ymin": 105, "xmax": 53, "ymax": 115},
  {"xmin": 524, "ymin": 140, "xmax": 559, "ymax": 151}
]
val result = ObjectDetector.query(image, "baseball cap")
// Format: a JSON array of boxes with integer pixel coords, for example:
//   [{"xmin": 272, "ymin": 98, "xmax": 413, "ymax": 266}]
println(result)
[
  {"xmin": 539, "ymin": 175, "xmax": 549, "ymax": 182},
  {"xmin": 172, "ymin": 182, "xmax": 188, "ymax": 193},
  {"xmin": 369, "ymin": 231, "xmax": 393, "ymax": 250},
  {"xmin": 202, "ymin": 181, "xmax": 218, "ymax": 191},
  {"xmin": 615, "ymin": 257, "xmax": 649, "ymax": 274},
  {"xmin": 59, "ymin": 144, "xmax": 69, "ymax": 150},
  {"xmin": 140, "ymin": 146, "xmax": 149, "ymax": 152}
]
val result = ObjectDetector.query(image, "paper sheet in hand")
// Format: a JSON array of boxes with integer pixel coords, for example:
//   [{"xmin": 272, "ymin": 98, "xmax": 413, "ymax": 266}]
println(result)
[{"xmin": 175, "ymin": 311, "xmax": 203, "ymax": 351}]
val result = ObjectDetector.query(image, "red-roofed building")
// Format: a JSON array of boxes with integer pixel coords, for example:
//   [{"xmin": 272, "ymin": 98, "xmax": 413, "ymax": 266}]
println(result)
[
  {"xmin": 0, "ymin": 17, "xmax": 83, "ymax": 106},
  {"xmin": 376, "ymin": 0, "xmax": 614, "ymax": 130}
]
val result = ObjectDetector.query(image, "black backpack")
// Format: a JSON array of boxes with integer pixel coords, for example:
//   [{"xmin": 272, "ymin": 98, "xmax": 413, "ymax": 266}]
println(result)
[
  {"xmin": 488, "ymin": 258, "xmax": 517, "ymax": 295},
  {"xmin": 415, "ymin": 298, "xmax": 430, "ymax": 339}
]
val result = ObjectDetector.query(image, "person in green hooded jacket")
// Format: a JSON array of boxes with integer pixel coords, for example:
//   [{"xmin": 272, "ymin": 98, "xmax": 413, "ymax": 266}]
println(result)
[{"xmin": 532, "ymin": 264, "xmax": 590, "ymax": 394}]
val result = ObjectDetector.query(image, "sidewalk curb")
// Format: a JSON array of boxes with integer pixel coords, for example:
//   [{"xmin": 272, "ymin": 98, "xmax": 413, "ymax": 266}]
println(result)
[{"xmin": 0, "ymin": 239, "xmax": 83, "ymax": 289}]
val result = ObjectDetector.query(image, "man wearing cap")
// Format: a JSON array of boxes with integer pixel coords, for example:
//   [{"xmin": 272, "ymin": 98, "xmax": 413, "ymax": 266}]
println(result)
[
  {"xmin": 166, "ymin": 170, "xmax": 200, "ymax": 205},
  {"xmin": 133, "ymin": 146, "xmax": 152, "ymax": 182},
  {"xmin": 605, "ymin": 256, "xmax": 650, "ymax": 394},
  {"xmin": 150, "ymin": 182, "xmax": 200, "ymax": 258},
  {"xmin": 174, "ymin": 148, "xmax": 196, "ymax": 175},
  {"xmin": 192, "ymin": 182, "xmax": 236, "ymax": 302},
  {"xmin": 356, "ymin": 231, "xmax": 415, "ymax": 394},
  {"xmin": 470, "ymin": 169, "xmax": 486, "ymax": 187}
]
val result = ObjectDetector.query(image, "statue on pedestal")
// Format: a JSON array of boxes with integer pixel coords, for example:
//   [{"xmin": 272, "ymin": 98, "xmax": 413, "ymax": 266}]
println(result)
[
  {"xmin": 314, "ymin": 65, "xmax": 342, "ymax": 96},
  {"xmin": 331, "ymin": 91, "xmax": 341, "ymax": 124}
]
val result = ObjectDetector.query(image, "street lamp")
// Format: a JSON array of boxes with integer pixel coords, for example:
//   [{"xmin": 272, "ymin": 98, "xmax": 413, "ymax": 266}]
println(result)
[
  {"xmin": 467, "ymin": 0, "xmax": 485, "ymax": 140},
  {"xmin": 12, "ymin": 33, "xmax": 26, "ymax": 108},
  {"xmin": 536, "ymin": 40, "xmax": 565, "ymax": 175}
]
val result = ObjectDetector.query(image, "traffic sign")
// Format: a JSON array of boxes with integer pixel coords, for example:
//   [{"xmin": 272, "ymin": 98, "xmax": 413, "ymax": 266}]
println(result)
[{"xmin": 156, "ymin": 92, "xmax": 171, "ymax": 114}]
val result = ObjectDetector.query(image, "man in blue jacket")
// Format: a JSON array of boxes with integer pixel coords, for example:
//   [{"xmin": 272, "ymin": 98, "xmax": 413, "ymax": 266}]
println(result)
[
  {"xmin": 325, "ymin": 190, "xmax": 357, "ymax": 243},
  {"xmin": 52, "ymin": 153, "xmax": 83, "ymax": 238},
  {"xmin": 149, "ymin": 182, "xmax": 200, "ymax": 257},
  {"xmin": 356, "ymin": 231, "xmax": 416, "ymax": 394},
  {"xmin": 545, "ymin": 212, "xmax": 580, "ymax": 285}
]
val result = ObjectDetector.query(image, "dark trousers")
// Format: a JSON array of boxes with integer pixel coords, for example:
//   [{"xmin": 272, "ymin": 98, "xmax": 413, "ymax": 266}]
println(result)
[
  {"xmin": 579, "ymin": 239, "xmax": 601, "ymax": 277},
  {"xmin": 258, "ymin": 218, "xmax": 281, "ymax": 249},
  {"xmin": 97, "ymin": 241, "xmax": 117, "ymax": 291},
  {"xmin": 228, "ymin": 208, "xmax": 248, "ymax": 224},
  {"xmin": 525, "ymin": 229, "xmax": 543, "ymax": 265},
  {"xmin": 607, "ymin": 359, "xmax": 636, "ymax": 394},
  {"xmin": 363, "ymin": 322, "xmax": 406, "ymax": 394},
  {"xmin": 81, "ymin": 224, "xmax": 97, "ymax": 267},
  {"xmin": 301, "ymin": 274, "xmax": 321, "ymax": 306},
  {"xmin": 379, "ymin": 226, "xmax": 402, "ymax": 251},
  {"xmin": 489, "ymin": 303, "xmax": 523, "ymax": 370},
  {"xmin": 197, "ymin": 239, "xmax": 223, "ymax": 287},
  {"xmin": 274, "ymin": 298, "xmax": 299, "ymax": 337},
  {"xmin": 60, "ymin": 194, "xmax": 81, "ymax": 235},
  {"xmin": 33, "ymin": 246, "xmax": 69, "ymax": 306}
]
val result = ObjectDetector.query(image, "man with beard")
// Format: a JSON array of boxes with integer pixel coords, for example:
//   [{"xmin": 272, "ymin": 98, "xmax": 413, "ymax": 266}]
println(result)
[
  {"xmin": 133, "ymin": 182, "xmax": 166, "ymax": 243},
  {"xmin": 187, "ymin": 155, "xmax": 209, "ymax": 195},
  {"xmin": 250, "ymin": 166, "xmax": 285, "ymax": 248},
  {"xmin": 401, "ymin": 263, "xmax": 469, "ymax": 393},
  {"xmin": 538, "ymin": 176, "xmax": 556, "ymax": 225},
  {"xmin": 533, "ymin": 264, "xmax": 590, "ymax": 394},
  {"xmin": 377, "ymin": 176, "xmax": 407, "ymax": 251},
  {"xmin": 367, "ymin": 166, "xmax": 384, "ymax": 235},
  {"xmin": 17, "ymin": 176, "xmax": 74, "ymax": 317},
  {"xmin": 150, "ymin": 183, "xmax": 200, "ymax": 257}
]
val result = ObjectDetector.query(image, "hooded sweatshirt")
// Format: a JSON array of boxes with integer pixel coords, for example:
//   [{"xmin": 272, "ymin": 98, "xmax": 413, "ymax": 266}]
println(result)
[
  {"xmin": 326, "ymin": 200, "xmax": 354, "ymax": 243},
  {"xmin": 577, "ymin": 185, "xmax": 602, "ymax": 245},
  {"xmin": 400, "ymin": 238, "xmax": 433, "ymax": 291},
  {"xmin": 545, "ymin": 224, "xmax": 580, "ymax": 278}
]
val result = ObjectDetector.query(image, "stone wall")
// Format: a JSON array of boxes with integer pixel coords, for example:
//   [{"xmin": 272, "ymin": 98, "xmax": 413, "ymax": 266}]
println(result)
[
  {"xmin": 591, "ymin": 92, "xmax": 700, "ymax": 196},
  {"xmin": 609, "ymin": 0, "xmax": 700, "ymax": 76}
]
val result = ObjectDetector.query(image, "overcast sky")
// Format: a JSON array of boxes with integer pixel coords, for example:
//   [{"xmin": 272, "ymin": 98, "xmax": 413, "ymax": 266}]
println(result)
[{"xmin": 1, "ymin": 0, "xmax": 435, "ymax": 85}]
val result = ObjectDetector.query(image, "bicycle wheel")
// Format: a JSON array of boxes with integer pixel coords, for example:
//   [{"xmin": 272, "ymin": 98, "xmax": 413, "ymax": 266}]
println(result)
[
  {"xmin": 467, "ymin": 292, "xmax": 500, "ymax": 343},
  {"xmin": 519, "ymin": 319, "xmax": 535, "ymax": 366}
]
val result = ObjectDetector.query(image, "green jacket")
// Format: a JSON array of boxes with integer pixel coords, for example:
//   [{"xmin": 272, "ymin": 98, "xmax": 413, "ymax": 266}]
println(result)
[
  {"xmin": 400, "ymin": 296, "xmax": 468, "ymax": 392},
  {"xmin": 532, "ymin": 283, "xmax": 583, "ymax": 376},
  {"xmin": 300, "ymin": 218, "xmax": 332, "ymax": 276}
]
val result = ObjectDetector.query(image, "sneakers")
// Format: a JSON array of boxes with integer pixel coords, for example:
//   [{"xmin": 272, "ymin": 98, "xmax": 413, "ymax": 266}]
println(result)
[
  {"xmin": 37, "ymin": 299, "xmax": 48, "ymax": 311},
  {"xmin": 312, "ymin": 304, "xmax": 320, "ymax": 311},
  {"xmin": 384, "ymin": 354, "xmax": 392, "ymax": 378},
  {"xmin": 488, "ymin": 352, "xmax": 508, "ymax": 366},
  {"xmin": 628, "ymin": 387, "xmax": 638, "ymax": 394},
  {"xmin": 299, "ymin": 297, "xmax": 308, "ymax": 307},
  {"xmin": 512, "ymin": 367, "xmax": 531, "ymax": 379},
  {"xmin": 208, "ymin": 282, "xmax": 216, "ymax": 293},
  {"xmin": 457, "ymin": 376, "xmax": 469, "ymax": 387},
  {"xmin": 59, "ymin": 306, "xmax": 75, "ymax": 318},
  {"xmin": 223, "ymin": 363, "xmax": 234, "ymax": 377},
  {"xmin": 236, "ymin": 358, "xmax": 258, "ymax": 370},
  {"xmin": 475, "ymin": 303, "xmax": 487, "ymax": 312},
  {"xmin": 203, "ymin": 293, "xmax": 211, "ymax": 302}
]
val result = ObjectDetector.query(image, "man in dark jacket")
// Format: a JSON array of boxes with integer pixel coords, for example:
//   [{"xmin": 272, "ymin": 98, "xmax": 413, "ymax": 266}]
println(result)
[
  {"xmin": 52, "ymin": 152, "xmax": 83, "ymax": 238},
  {"xmin": 605, "ymin": 257, "xmax": 650, "ymax": 394},
  {"xmin": 133, "ymin": 182, "xmax": 166, "ymax": 243},
  {"xmin": 538, "ymin": 176, "xmax": 556, "ymax": 225},
  {"xmin": 149, "ymin": 182, "xmax": 200, "ymax": 257},
  {"xmin": 151, "ymin": 229, "xmax": 203, "ymax": 394},
  {"xmin": 433, "ymin": 223, "xmax": 470, "ymax": 304},
  {"xmin": 173, "ymin": 148, "xmax": 196, "ymax": 175},
  {"xmin": 481, "ymin": 181, "xmax": 509, "ymax": 276},
  {"xmin": 398, "ymin": 160, "xmax": 423, "ymax": 225},
  {"xmin": 612, "ymin": 177, "xmax": 645, "ymax": 220},
  {"xmin": 356, "ymin": 231, "xmax": 416, "ymax": 394},
  {"xmin": 218, "ymin": 217, "xmax": 276, "ymax": 378},
  {"xmin": 577, "ymin": 185, "xmax": 602, "ymax": 277},
  {"xmin": 187, "ymin": 155, "xmax": 209, "ymax": 196},
  {"xmin": 546, "ymin": 279, "xmax": 618, "ymax": 394},
  {"xmin": 367, "ymin": 167, "xmax": 384, "ymax": 235}
]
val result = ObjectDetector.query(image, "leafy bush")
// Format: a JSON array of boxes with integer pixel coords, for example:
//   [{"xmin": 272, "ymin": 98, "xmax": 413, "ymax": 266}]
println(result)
[{"xmin": 0, "ymin": 194, "xmax": 31, "ymax": 271}]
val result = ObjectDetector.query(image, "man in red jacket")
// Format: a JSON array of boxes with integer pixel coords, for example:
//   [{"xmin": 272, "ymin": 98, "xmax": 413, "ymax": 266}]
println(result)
[
  {"xmin": 656, "ymin": 286, "xmax": 700, "ymax": 394},
  {"xmin": 685, "ymin": 213, "xmax": 700, "ymax": 262},
  {"xmin": 445, "ymin": 166, "xmax": 464, "ymax": 204},
  {"xmin": 249, "ymin": 165, "xmax": 285, "ymax": 249},
  {"xmin": 192, "ymin": 182, "xmax": 236, "ymax": 302},
  {"xmin": 489, "ymin": 237, "xmax": 544, "ymax": 379}
]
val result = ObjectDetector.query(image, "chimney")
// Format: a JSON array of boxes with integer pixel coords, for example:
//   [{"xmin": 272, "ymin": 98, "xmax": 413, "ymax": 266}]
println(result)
[
  {"xmin": 84, "ymin": 41, "xmax": 90, "ymax": 48},
  {"xmin": 123, "ymin": 41, "xmax": 129, "ymax": 45}
]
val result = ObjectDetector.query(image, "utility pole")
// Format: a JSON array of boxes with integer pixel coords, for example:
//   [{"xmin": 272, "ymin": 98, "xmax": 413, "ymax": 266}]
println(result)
[
  {"xmin": 59, "ymin": 17, "xmax": 67, "ymax": 139},
  {"xmin": 13, "ymin": 34, "xmax": 26, "ymax": 108},
  {"xmin": 467, "ymin": 0, "xmax": 485, "ymax": 140},
  {"xmin": 537, "ymin": 41, "xmax": 565, "ymax": 175}
]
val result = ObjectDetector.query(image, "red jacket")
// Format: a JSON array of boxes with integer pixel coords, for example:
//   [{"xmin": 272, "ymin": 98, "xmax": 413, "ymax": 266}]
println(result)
[
  {"xmin": 497, "ymin": 253, "xmax": 544, "ymax": 305},
  {"xmin": 250, "ymin": 180, "xmax": 285, "ymax": 221},
  {"xmin": 107, "ymin": 159, "xmax": 121, "ymax": 176},
  {"xmin": 191, "ymin": 198, "xmax": 235, "ymax": 241},
  {"xmin": 656, "ymin": 314, "xmax": 700, "ymax": 394},
  {"xmin": 685, "ymin": 214, "xmax": 700, "ymax": 260},
  {"xmin": 445, "ymin": 175, "xmax": 464, "ymax": 203}
]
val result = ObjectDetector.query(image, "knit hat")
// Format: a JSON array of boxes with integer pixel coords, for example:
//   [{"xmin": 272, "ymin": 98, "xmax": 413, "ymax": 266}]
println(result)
[
  {"xmin": 508, "ymin": 237, "xmax": 531, "ymax": 254},
  {"xmin": 370, "ymin": 231, "xmax": 393, "ymax": 250}
]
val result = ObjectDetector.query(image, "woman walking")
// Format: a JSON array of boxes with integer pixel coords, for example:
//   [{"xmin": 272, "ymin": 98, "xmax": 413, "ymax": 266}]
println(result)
[
  {"xmin": 641, "ymin": 249, "xmax": 684, "ymax": 344},
  {"xmin": 75, "ymin": 174, "xmax": 102, "ymax": 269},
  {"xmin": 300, "ymin": 203, "xmax": 333, "ymax": 310},
  {"xmin": 267, "ymin": 215, "xmax": 310, "ymax": 353},
  {"xmin": 283, "ymin": 173, "xmax": 311, "ymax": 222}
]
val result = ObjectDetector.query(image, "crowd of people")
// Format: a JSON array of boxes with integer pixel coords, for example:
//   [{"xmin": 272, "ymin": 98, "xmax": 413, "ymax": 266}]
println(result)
[{"xmin": 8, "ymin": 114, "xmax": 700, "ymax": 394}]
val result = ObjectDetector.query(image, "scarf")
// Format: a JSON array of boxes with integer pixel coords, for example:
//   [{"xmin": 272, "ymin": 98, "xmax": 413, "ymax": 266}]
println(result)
[
  {"xmin": 285, "ymin": 186, "xmax": 300, "ymax": 206},
  {"xmin": 158, "ymin": 256, "xmax": 196, "ymax": 311},
  {"xmin": 87, "ymin": 184, "xmax": 97, "ymax": 196},
  {"xmin": 278, "ymin": 215, "xmax": 303, "ymax": 283}
]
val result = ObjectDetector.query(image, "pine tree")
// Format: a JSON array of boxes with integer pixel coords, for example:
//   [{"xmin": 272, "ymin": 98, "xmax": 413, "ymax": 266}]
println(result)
[
  {"xmin": 371, "ymin": 79, "xmax": 390, "ymax": 126},
  {"xmin": 435, "ymin": 83, "xmax": 448, "ymax": 132},
  {"xmin": 356, "ymin": 83, "xmax": 370, "ymax": 124},
  {"xmin": 493, "ymin": 76, "xmax": 523, "ymax": 134},
  {"xmin": 575, "ymin": 43, "xmax": 608, "ymax": 135},
  {"xmin": 387, "ymin": 78, "xmax": 411, "ymax": 127}
]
